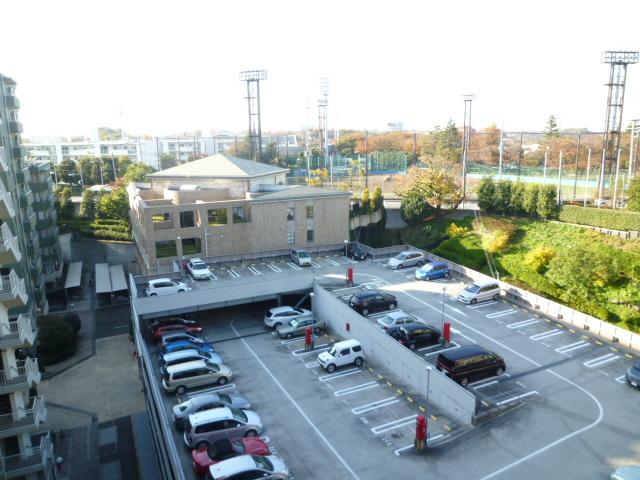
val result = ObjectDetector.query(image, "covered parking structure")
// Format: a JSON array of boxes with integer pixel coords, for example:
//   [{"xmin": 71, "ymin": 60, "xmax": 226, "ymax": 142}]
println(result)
[
  {"xmin": 96, "ymin": 263, "xmax": 129, "ymax": 305},
  {"xmin": 64, "ymin": 261, "xmax": 83, "ymax": 303}
]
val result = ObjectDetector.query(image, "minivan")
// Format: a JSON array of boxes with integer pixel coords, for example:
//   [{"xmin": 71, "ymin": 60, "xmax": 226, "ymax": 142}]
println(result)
[
  {"xmin": 158, "ymin": 331, "xmax": 206, "ymax": 351},
  {"xmin": 387, "ymin": 323, "xmax": 441, "ymax": 350},
  {"xmin": 159, "ymin": 349, "xmax": 224, "ymax": 369},
  {"xmin": 162, "ymin": 360, "xmax": 232, "ymax": 395},
  {"xmin": 276, "ymin": 316, "xmax": 324, "ymax": 339},
  {"xmin": 436, "ymin": 345, "xmax": 506, "ymax": 386},
  {"xmin": 184, "ymin": 407, "xmax": 263, "ymax": 449},
  {"xmin": 290, "ymin": 248, "xmax": 312, "ymax": 267},
  {"xmin": 456, "ymin": 280, "xmax": 501, "ymax": 305},
  {"xmin": 317, "ymin": 339, "xmax": 364, "ymax": 373}
]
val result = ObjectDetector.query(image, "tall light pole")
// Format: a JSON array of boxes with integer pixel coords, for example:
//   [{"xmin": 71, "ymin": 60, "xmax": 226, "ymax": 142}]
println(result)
[
  {"xmin": 240, "ymin": 69, "xmax": 267, "ymax": 162},
  {"xmin": 425, "ymin": 365, "xmax": 432, "ymax": 404},
  {"xmin": 583, "ymin": 148, "xmax": 592, "ymax": 207},
  {"xmin": 440, "ymin": 286, "xmax": 447, "ymax": 333},
  {"xmin": 461, "ymin": 95, "xmax": 474, "ymax": 206}
]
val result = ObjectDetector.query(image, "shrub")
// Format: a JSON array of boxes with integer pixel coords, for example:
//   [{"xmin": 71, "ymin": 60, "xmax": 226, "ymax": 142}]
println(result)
[
  {"xmin": 537, "ymin": 185, "xmax": 558, "ymax": 219},
  {"xmin": 400, "ymin": 194, "xmax": 432, "ymax": 224},
  {"xmin": 447, "ymin": 223, "xmax": 468, "ymax": 238},
  {"xmin": 477, "ymin": 177, "xmax": 496, "ymax": 211},
  {"xmin": 433, "ymin": 237, "xmax": 487, "ymax": 271},
  {"xmin": 360, "ymin": 188, "xmax": 370, "ymax": 213},
  {"xmin": 558, "ymin": 205, "xmax": 640, "ymax": 231},
  {"xmin": 523, "ymin": 184, "xmax": 540, "ymax": 217},
  {"xmin": 371, "ymin": 187, "xmax": 383, "ymax": 211},
  {"xmin": 37, "ymin": 316, "xmax": 78, "ymax": 366},
  {"xmin": 524, "ymin": 246, "xmax": 556, "ymax": 273},
  {"xmin": 472, "ymin": 217, "xmax": 517, "ymax": 253},
  {"xmin": 62, "ymin": 312, "xmax": 82, "ymax": 334}
]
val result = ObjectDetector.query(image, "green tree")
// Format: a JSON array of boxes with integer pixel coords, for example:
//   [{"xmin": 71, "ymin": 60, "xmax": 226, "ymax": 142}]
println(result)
[
  {"xmin": 57, "ymin": 159, "xmax": 78, "ymax": 184},
  {"xmin": 628, "ymin": 177, "xmax": 640, "ymax": 212},
  {"xmin": 116, "ymin": 156, "xmax": 133, "ymax": 177},
  {"xmin": 308, "ymin": 168, "xmax": 329, "ymax": 188},
  {"xmin": 495, "ymin": 181, "xmax": 513, "ymax": 214},
  {"xmin": 96, "ymin": 188, "xmax": 129, "ymax": 221},
  {"xmin": 536, "ymin": 185, "xmax": 558, "ymax": 219},
  {"xmin": 422, "ymin": 120, "xmax": 461, "ymax": 164},
  {"xmin": 477, "ymin": 177, "xmax": 496, "ymax": 211},
  {"xmin": 509, "ymin": 182, "xmax": 526, "ymax": 214},
  {"xmin": 124, "ymin": 163, "xmax": 155, "ymax": 183},
  {"xmin": 360, "ymin": 188, "xmax": 370, "ymax": 213},
  {"xmin": 159, "ymin": 153, "xmax": 178, "ymax": 170},
  {"xmin": 54, "ymin": 185, "xmax": 74, "ymax": 218},
  {"xmin": 523, "ymin": 183, "xmax": 540, "ymax": 217},
  {"xmin": 544, "ymin": 115, "xmax": 559, "ymax": 138},
  {"xmin": 79, "ymin": 188, "xmax": 95, "ymax": 219},
  {"xmin": 371, "ymin": 186, "xmax": 383, "ymax": 211},
  {"xmin": 400, "ymin": 192, "xmax": 433, "ymax": 224}
]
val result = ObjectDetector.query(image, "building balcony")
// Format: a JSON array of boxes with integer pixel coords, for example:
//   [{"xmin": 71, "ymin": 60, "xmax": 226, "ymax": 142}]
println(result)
[
  {"xmin": 18, "ymin": 189, "xmax": 32, "ymax": 211},
  {"xmin": 0, "ymin": 270, "xmax": 28, "ymax": 309},
  {"xmin": 0, "ymin": 183, "xmax": 15, "ymax": 221},
  {"xmin": 0, "ymin": 396, "xmax": 46, "ymax": 440},
  {"xmin": 0, "ymin": 358, "xmax": 40, "ymax": 396},
  {"xmin": 0, "ymin": 431, "xmax": 54, "ymax": 479},
  {"xmin": 11, "ymin": 147, "xmax": 25, "ymax": 160},
  {"xmin": 0, "ymin": 315, "xmax": 35, "ymax": 349},
  {"xmin": 8, "ymin": 122, "xmax": 22, "ymax": 135},
  {"xmin": 0, "ymin": 148, "xmax": 7, "ymax": 172},
  {"xmin": 22, "ymin": 212, "xmax": 36, "ymax": 234},
  {"xmin": 4, "ymin": 95, "xmax": 20, "ymax": 110},
  {"xmin": 0, "ymin": 223, "xmax": 21, "ymax": 264}
]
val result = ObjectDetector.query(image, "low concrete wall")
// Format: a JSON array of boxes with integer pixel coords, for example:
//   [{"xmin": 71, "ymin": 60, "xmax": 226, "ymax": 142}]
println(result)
[
  {"xmin": 349, "ymin": 209, "xmax": 383, "ymax": 230},
  {"xmin": 313, "ymin": 281, "xmax": 477, "ymax": 425},
  {"xmin": 552, "ymin": 220, "xmax": 640, "ymax": 240}
]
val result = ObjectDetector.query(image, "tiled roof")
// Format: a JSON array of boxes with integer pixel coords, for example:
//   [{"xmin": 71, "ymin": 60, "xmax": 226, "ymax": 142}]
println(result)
[
  {"xmin": 148, "ymin": 154, "xmax": 289, "ymax": 179},
  {"xmin": 251, "ymin": 185, "xmax": 350, "ymax": 201}
]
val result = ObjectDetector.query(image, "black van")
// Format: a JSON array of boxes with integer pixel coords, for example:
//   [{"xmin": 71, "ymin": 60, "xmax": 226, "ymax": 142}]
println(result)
[
  {"xmin": 387, "ymin": 323, "xmax": 441, "ymax": 350},
  {"xmin": 436, "ymin": 345, "xmax": 505, "ymax": 386}
]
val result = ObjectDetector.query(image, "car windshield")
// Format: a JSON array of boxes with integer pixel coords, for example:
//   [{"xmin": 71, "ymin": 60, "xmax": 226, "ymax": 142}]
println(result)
[
  {"xmin": 192, "ymin": 263, "xmax": 207, "ymax": 270},
  {"xmin": 465, "ymin": 284, "xmax": 480, "ymax": 293},
  {"xmin": 218, "ymin": 394, "xmax": 230, "ymax": 403},
  {"xmin": 208, "ymin": 363, "xmax": 220, "ymax": 372},
  {"xmin": 424, "ymin": 264, "xmax": 434, "ymax": 271},
  {"xmin": 230, "ymin": 408, "xmax": 248, "ymax": 423},
  {"xmin": 328, "ymin": 346, "xmax": 338, "ymax": 357},
  {"xmin": 293, "ymin": 308, "xmax": 303, "ymax": 314},
  {"xmin": 393, "ymin": 254, "xmax": 406, "ymax": 261},
  {"xmin": 253, "ymin": 455, "xmax": 273, "ymax": 471},
  {"xmin": 298, "ymin": 251, "xmax": 310, "ymax": 258},
  {"xmin": 233, "ymin": 440, "xmax": 246, "ymax": 454},
  {"xmin": 379, "ymin": 315, "xmax": 393, "ymax": 325},
  {"xmin": 289, "ymin": 319, "xmax": 299, "ymax": 328}
]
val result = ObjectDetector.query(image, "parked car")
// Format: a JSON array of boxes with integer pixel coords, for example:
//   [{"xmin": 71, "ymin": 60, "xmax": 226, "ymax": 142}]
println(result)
[
  {"xmin": 192, "ymin": 438, "xmax": 270, "ymax": 477},
  {"xmin": 387, "ymin": 323, "xmax": 441, "ymax": 350},
  {"xmin": 264, "ymin": 306, "xmax": 312, "ymax": 329},
  {"xmin": 346, "ymin": 243, "xmax": 367, "ymax": 261},
  {"xmin": 317, "ymin": 339, "xmax": 364, "ymax": 373},
  {"xmin": 375, "ymin": 310, "xmax": 421, "ymax": 331},
  {"xmin": 162, "ymin": 360, "xmax": 232, "ymax": 395},
  {"xmin": 160, "ymin": 349, "xmax": 223, "ymax": 370},
  {"xmin": 207, "ymin": 454, "xmax": 290, "ymax": 480},
  {"xmin": 436, "ymin": 345, "xmax": 506, "ymax": 386},
  {"xmin": 415, "ymin": 261, "xmax": 451, "ymax": 281},
  {"xmin": 386, "ymin": 250, "xmax": 426, "ymax": 269},
  {"xmin": 276, "ymin": 316, "xmax": 324, "ymax": 339},
  {"xmin": 149, "ymin": 316, "xmax": 197, "ymax": 333},
  {"xmin": 158, "ymin": 331, "xmax": 206, "ymax": 351},
  {"xmin": 146, "ymin": 278, "xmax": 191, "ymax": 296},
  {"xmin": 162, "ymin": 340, "xmax": 216, "ymax": 355},
  {"xmin": 610, "ymin": 465, "xmax": 640, "ymax": 480},
  {"xmin": 349, "ymin": 290, "xmax": 397, "ymax": 316},
  {"xmin": 456, "ymin": 280, "xmax": 501, "ymax": 305},
  {"xmin": 153, "ymin": 323, "xmax": 204, "ymax": 342},
  {"xmin": 173, "ymin": 393, "xmax": 252, "ymax": 429},
  {"xmin": 290, "ymin": 248, "xmax": 312, "ymax": 267},
  {"xmin": 624, "ymin": 361, "xmax": 640, "ymax": 388},
  {"xmin": 184, "ymin": 407, "xmax": 263, "ymax": 449},
  {"xmin": 188, "ymin": 258, "xmax": 213, "ymax": 280}
]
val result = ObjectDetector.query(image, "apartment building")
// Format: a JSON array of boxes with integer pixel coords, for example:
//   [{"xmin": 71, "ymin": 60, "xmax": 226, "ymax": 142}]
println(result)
[
  {"xmin": 127, "ymin": 154, "xmax": 350, "ymax": 272},
  {"xmin": 26, "ymin": 140, "xmax": 142, "ymax": 165},
  {"xmin": 0, "ymin": 74, "xmax": 55, "ymax": 479}
]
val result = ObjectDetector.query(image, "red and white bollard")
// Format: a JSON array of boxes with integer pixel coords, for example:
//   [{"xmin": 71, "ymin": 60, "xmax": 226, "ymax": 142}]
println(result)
[
  {"xmin": 443, "ymin": 322, "xmax": 451, "ymax": 346},
  {"xmin": 305, "ymin": 327, "xmax": 314, "ymax": 351},
  {"xmin": 414, "ymin": 415, "xmax": 427, "ymax": 450},
  {"xmin": 346, "ymin": 267, "xmax": 354, "ymax": 286}
]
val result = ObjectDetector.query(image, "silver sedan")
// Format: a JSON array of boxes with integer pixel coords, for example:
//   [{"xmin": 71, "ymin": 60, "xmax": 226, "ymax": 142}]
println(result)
[{"xmin": 172, "ymin": 393, "xmax": 252, "ymax": 429}]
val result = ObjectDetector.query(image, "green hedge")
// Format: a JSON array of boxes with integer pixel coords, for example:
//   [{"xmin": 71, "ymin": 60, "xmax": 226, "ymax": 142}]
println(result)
[
  {"xmin": 433, "ymin": 237, "xmax": 487, "ymax": 271},
  {"xmin": 559, "ymin": 205, "xmax": 640, "ymax": 231},
  {"xmin": 37, "ymin": 315, "xmax": 78, "ymax": 365}
]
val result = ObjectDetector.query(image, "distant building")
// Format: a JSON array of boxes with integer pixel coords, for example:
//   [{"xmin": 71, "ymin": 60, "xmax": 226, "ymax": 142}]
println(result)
[{"xmin": 127, "ymin": 154, "xmax": 349, "ymax": 272}]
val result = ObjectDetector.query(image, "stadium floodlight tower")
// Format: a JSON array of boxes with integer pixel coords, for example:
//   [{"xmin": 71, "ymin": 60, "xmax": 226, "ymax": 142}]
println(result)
[
  {"xmin": 240, "ymin": 69, "xmax": 267, "ymax": 162},
  {"xmin": 318, "ymin": 78, "xmax": 329, "ymax": 167},
  {"xmin": 597, "ymin": 51, "xmax": 639, "ymax": 202},
  {"xmin": 461, "ymin": 94, "xmax": 475, "ymax": 204}
]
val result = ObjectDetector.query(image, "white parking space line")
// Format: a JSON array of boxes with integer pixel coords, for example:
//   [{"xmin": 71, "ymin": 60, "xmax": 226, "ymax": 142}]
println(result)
[
  {"xmin": 310, "ymin": 261, "xmax": 322, "ymax": 268},
  {"xmin": 267, "ymin": 263, "xmax": 281, "ymax": 273},
  {"xmin": 495, "ymin": 390, "xmax": 539, "ymax": 406},
  {"xmin": 188, "ymin": 383, "xmax": 237, "ymax": 397},
  {"xmin": 318, "ymin": 368, "xmax": 362, "ymax": 382},
  {"xmin": 418, "ymin": 340, "xmax": 459, "ymax": 353},
  {"xmin": 371, "ymin": 415, "xmax": 417, "ymax": 434},
  {"xmin": 615, "ymin": 375, "xmax": 627, "ymax": 384},
  {"xmin": 247, "ymin": 266, "xmax": 262, "ymax": 276},
  {"xmin": 450, "ymin": 328, "xmax": 476, "ymax": 343},
  {"xmin": 334, "ymin": 381, "xmax": 380, "ymax": 396},
  {"xmin": 424, "ymin": 344, "xmax": 461, "ymax": 357},
  {"xmin": 209, "ymin": 271, "xmax": 217, "ymax": 280},
  {"xmin": 529, "ymin": 329, "xmax": 563, "ymax": 341},
  {"xmin": 305, "ymin": 361, "xmax": 320, "ymax": 368},
  {"xmin": 394, "ymin": 444, "xmax": 414, "ymax": 456},
  {"xmin": 324, "ymin": 256, "xmax": 340, "ymax": 266},
  {"xmin": 445, "ymin": 305, "xmax": 468, "ymax": 317},
  {"xmin": 467, "ymin": 301, "xmax": 497, "ymax": 309},
  {"xmin": 486, "ymin": 309, "xmax": 517, "ymax": 319},
  {"xmin": 292, "ymin": 345, "xmax": 330, "ymax": 357},
  {"xmin": 583, "ymin": 353, "xmax": 619, "ymax": 368},
  {"xmin": 280, "ymin": 337, "xmax": 304, "ymax": 345},
  {"xmin": 287, "ymin": 262, "xmax": 302, "ymax": 271},
  {"xmin": 506, "ymin": 319, "xmax": 539, "ymax": 329},
  {"xmin": 226, "ymin": 268, "xmax": 240, "ymax": 278},
  {"xmin": 342, "ymin": 256, "xmax": 358, "ymax": 264},
  {"xmin": 351, "ymin": 397, "xmax": 399, "ymax": 414},
  {"xmin": 470, "ymin": 374, "xmax": 511, "ymax": 389},
  {"xmin": 555, "ymin": 341, "xmax": 589, "ymax": 354}
]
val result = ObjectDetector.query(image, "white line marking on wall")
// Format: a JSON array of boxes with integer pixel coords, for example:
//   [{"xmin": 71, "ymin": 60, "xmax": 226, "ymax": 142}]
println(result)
[
  {"xmin": 334, "ymin": 382, "xmax": 380, "ymax": 396},
  {"xmin": 506, "ymin": 319, "xmax": 539, "ymax": 329},
  {"xmin": 371, "ymin": 415, "xmax": 417, "ymax": 434},
  {"xmin": 351, "ymin": 397, "xmax": 399, "ymax": 414}
]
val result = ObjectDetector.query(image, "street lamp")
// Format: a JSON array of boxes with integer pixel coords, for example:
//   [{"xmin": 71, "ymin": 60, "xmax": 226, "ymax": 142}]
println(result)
[
  {"xmin": 440, "ymin": 286, "xmax": 447, "ymax": 333},
  {"xmin": 344, "ymin": 239, "xmax": 349, "ymax": 257},
  {"xmin": 425, "ymin": 365, "xmax": 432, "ymax": 403}
]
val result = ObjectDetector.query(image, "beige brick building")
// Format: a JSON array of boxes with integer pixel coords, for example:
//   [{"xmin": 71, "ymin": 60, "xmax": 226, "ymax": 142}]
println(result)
[{"xmin": 127, "ymin": 154, "xmax": 350, "ymax": 272}]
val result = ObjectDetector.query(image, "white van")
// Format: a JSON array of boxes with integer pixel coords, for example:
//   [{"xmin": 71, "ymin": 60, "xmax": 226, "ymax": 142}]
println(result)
[
  {"xmin": 290, "ymin": 249, "xmax": 312, "ymax": 267},
  {"xmin": 317, "ymin": 339, "xmax": 364, "ymax": 373},
  {"xmin": 162, "ymin": 360, "xmax": 232, "ymax": 395},
  {"xmin": 456, "ymin": 279, "xmax": 501, "ymax": 305}
]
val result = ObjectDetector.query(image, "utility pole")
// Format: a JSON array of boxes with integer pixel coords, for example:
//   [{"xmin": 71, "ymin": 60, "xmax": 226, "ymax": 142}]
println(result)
[
  {"xmin": 584, "ymin": 148, "xmax": 592, "ymax": 207},
  {"xmin": 557, "ymin": 151, "xmax": 563, "ymax": 205},
  {"xmin": 461, "ymin": 94, "xmax": 474, "ymax": 205},
  {"xmin": 543, "ymin": 146, "xmax": 549, "ymax": 179},
  {"xmin": 573, "ymin": 132, "xmax": 581, "ymax": 198},
  {"xmin": 498, "ymin": 126, "xmax": 504, "ymax": 181},
  {"xmin": 364, "ymin": 131, "xmax": 369, "ymax": 190},
  {"xmin": 613, "ymin": 148, "xmax": 622, "ymax": 209}
]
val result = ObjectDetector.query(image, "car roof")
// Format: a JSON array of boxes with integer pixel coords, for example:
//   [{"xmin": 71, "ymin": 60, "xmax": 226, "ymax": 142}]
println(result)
[
  {"xmin": 161, "ymin": 331, "xmax": 197, "ymax": 340},
  {"xmin": 190, "ymin": 407, "xmax": 233, "ymax": 425},
  {"xmin": 188, "ymin": 393, "xmax": 221, "ymax": 405},
  {"xmin": 429, "ymin": 261, "xmax": 447, "ymax": 267},
  {"xmin": 210, "ymin": 454, "xmax": 258, "ymax": 477},
  {"xmin": 439, "ymin": 344, "xmax": 490, "ymax": 360},
  {"xmin": 162, "ymin": 349, "xmax": 206, "ymax": 360},
  {"xmin": 149, "ymin": 278, "xmax": 172, "ymax": 285},
  {"xmin": 269, "ymin": 306, "xmax": 299, "ymax": 313},
  {"xmin": 402, "ymin": 323, "xmax": 436, "ymax": 333},
  {"xmin": 190, "ymin": 258, "xmax": 204, "ymax": 263},
  {"xmin": 379, "ymin": 310, "xmax": 412, "ymax": 320},
  {"xmin": 353, "ymin": 290, "xmax": 379, "ymax": 297},
  {"xmin": 399, "ymin": 250, "xmax": 421, "ymax": 255},
  {"xmin": 333, "ymin": 339, "xmax": 361, "ymax": 349},
  {"xmin": 471, "ymin": 279, "xmax": 499, "ymax": 287},
  {"xmin": 166, "ymin": 359, "xmax": 207, "ymax": 374},
  {"xmin": 166, "ymin": 339, "xmax": 204, "ymax": 348}
]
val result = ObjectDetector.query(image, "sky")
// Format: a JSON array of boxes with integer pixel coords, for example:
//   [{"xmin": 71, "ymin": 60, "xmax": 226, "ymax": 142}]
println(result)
[{"xmin": 4, "ymin": 0, "xmax": 640, "ymax": 138}]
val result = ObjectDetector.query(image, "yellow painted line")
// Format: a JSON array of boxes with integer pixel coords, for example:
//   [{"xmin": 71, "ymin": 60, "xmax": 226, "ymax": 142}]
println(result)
[
  {"xmin": 569, "ymin": 329, "xmax": 575, "ymax": 334},
  {"xmin": 595, "ymin": 341, "xmax": 603, "ymax": 346},
  {"xmin": 386, "ymin": 381, "xmax": 393, "ymax": 388},
  {"xmin": 535, "ymin": 314, "xmax": 540, "ymax": 318},
  {"xmin": 556, "ymin": 324, "xmax": 564, "ymax": 328},
  {"xmin": 481, "ymin": 400, "xmax": 490, "ymax": 408},
  {"xmin": 396, "ymin": 389, "xmax": 404, "ymax": 395},
  {"xmin": 444, "ymin": 424, "xmax": 452, "ymax": 432},
  {"xmin": 418, "ymin": 406, "xmax": 426, "ymax": 412},
  {"xmin": 582, "ymin": 335, "xmax": 590, "ymax": 340},
  {"xmin": 377, "ymin": 374, "xmax": 385, "ymax": 380},
  {"xmin": 430, "ymin": 414, "xmax": 438, "ymax": 421},
  {"xmin": 406, "ymin": 397, "xmax": 414, "ymax": 403},
  {"xmin": 545, "ymin": 319, "xmax": 551, "ymax": 323},
  {"xmin": 368, "ymin": 367, "xmax": 374, "ymax": 372},
  {"xmin": 625, "ymin": 353, "xmax": 634, "ymax": 359},
  {"xmin": 610, "ymin": 347, "xmax": 618, "ymax": 352}
]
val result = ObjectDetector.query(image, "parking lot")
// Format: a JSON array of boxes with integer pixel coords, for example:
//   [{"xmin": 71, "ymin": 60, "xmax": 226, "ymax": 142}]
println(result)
[{"xmin": 139, "ymin": 255, "xmax": 640, "ymax": 479}]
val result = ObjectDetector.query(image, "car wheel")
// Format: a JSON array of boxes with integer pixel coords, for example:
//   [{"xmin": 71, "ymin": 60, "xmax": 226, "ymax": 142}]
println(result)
[
  {"xmin": 245, "ymin": 430, "xmax": 257, "ymax": 438},
  {"xmin": 196, "ymin": 441, "xmax": 208, "ymax": 450},
  {"xmin": 493, "ymin": 293, "xmax": 499, "ymax": 301},
  {"xmin": 176, "ymin": 386, "xmax": 186, "ymax": 395},
  {"xmin": 285, "ymin": 333, "xmax": 293, "ymax": 339},
  {"xmin": 496, "ymin": 367, "xmax": 504, "ymax": 376},
  {"xmin": 417, "ymin": 260, "xmax": 424, "ymax": 267},
  {"xmin": 398, "ymin": 263, "xmax": 404, "ymax": 269},
  {"xmin": 444, "ymin": 272, "xmax": 450, "ymax": 279},
  {"xmin": 460, "ymin": 377, "xmax": 469, "ymax": 387},
  {"xmin": 470, "ymin": 298, "xmax": 477, "ymax": 305},
  {"xmin": 327, "ymin": 364, "xmax": 336, "ymax": 373},
  {"xmin": 217, "ymin": 376, "xmax": 228, "ymax": 386},
  {"xmin": 388, "ymin": 303, "xmax": 396, "ymax": 310},
  {"xmin": 314, "ymin": 327, "xmax": 321, "ymax": 334},
  {"xmin": 273, "ymin": 323, "xmax": 281, "ymax": 329},
  {"xmin": 362, "ymin": 308, "xmax": 369, "ymax": 316},
  {"xmin": 178, "ymin": 289, "xmax": 185, "ymax": 293},
  {"xmin": 354, "ymin": 357, "xmax": 363, "ymax": 367},
  {"xmin": 150, "ymin": 293, "xmax": 157, "ymax": 297}
]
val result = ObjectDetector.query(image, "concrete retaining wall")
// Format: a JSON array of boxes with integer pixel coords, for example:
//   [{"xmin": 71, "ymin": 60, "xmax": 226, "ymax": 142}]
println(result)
[{"xmin": 313, "ymin": 281, "xmax": 477, "ymax": 425}]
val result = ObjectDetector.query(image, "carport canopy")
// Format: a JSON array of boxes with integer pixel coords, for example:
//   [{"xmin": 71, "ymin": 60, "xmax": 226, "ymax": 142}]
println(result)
[
  {"xmin": 64, "ymin": 262, "xmax": 83, "ymax": 289},
  {"xmin": 95, "ymin": 263, "xmax": 112, "ymax": 294},
  {"xmin": 109, "ymin": 265, "xmax": 128, "ymax": 292}
]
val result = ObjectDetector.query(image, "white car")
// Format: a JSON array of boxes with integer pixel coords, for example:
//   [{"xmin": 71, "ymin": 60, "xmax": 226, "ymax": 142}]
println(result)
[
  {"xmin": 317, "ymin": 339, "xmax": 364, "ymax": 373},
  {"xmin": 291, "ymin": 248, "xmax": 312, "ymax": 267},
  {"xmin": 187, "ymin": 258, "xmax": 212, "ymax": 280},
  {"xmin": 264, "ymin": 306, "xmax": 312, "ymax": 329},
  {"xmin": 146, "ymin": 278, "xmax": 191, "ymax": 296},
  {"xmin": 375, "ymin": 310, "xmax": 423, "ymax": 331},
  {"xmin": 209, "ymin": 454, "xmax": 290, "ymax": 480},
  {"xmin": 387, "ymin": 250, "xmax": 426, "ymax": 269}
]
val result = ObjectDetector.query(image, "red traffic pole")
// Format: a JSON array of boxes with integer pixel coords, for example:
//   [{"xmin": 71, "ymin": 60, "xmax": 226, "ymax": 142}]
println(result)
[
  {"xmin": 443, "ymin": 322, "xmax": 451, "ymax": 346},
  {"xmin": 414, "ymin": 415, "xmax": 427, "ymax": 450},
  {"xmin": 305, "ymin": 327, "xmax": 313, "ymax": 351}
]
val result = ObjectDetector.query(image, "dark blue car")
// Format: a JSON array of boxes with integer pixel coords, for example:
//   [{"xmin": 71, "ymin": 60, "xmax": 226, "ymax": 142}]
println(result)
[
  {"xmin": 161, "ymin": 339, "xmax": 216, "ymax": 354},
  {"xmin": 414, "ymin": 261, "xmax": 451, "ymax": 281}
]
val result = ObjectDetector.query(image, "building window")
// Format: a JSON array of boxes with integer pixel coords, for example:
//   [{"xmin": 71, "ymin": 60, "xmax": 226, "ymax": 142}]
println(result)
[
  {"xmin": 307, "ymin": 230, "xmax": 314, "ymax": 242},
  {"xmin": 152, "ymin": 212, "xmax": 170, "ymax": 222},
  {"xmin": 208, "ymin": 208, "xmax": 227, "ymax": 226},
  {"xmin": 287, "ymin": 231, "xmax": 295, "ymax": 245},
  {"xmin": 306, "ymin": 206, "xmax": 314, "ymax": 219},
  {"xmin": 155, "ymin": 240, "xmax": 177, "ymax": 258},
  {"xmin": 233, "ymin": 206, "xmax": 249, "ymax": 223},
  {"xmin": 179, "ymin": 211, "xmax": 195, "ymax": 228},
  {"xmin": 181, "ymin": 237, "xmax": 201, "ymax": 255},
  {"xmin": 287, "ymin": 207, "xmax": 295, "ymax": 221},
  {"xmin": 100, "ymin": 146, "xmax": 109, "ymax": 154}
]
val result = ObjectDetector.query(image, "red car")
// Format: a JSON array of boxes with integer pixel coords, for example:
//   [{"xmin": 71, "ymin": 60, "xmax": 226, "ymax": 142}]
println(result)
[
  {"xmin": 191, "ymin": 438, "xmax": 270, "ymax": 477},
  {"xmin": 153, "ymin": 323, "xmax": 203, "ymax": 342}
]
